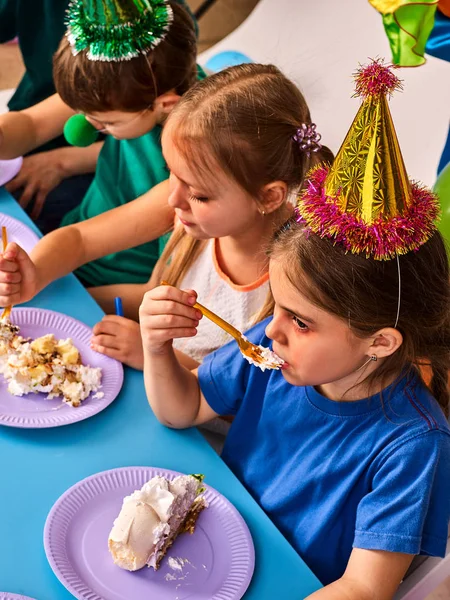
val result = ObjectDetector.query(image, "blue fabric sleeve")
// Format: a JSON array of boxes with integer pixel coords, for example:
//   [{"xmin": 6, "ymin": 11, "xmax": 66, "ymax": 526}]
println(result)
[
  {"xmin": 354, "ymin": 430, "xmax": 450, "ymax": 556},
  {"xmin": 198, "ymin": 340, "xmax": 250, "ymax": 416},
  {"xmin": 198, "ymin": 321, "xmax": 268, "ymax": 416}
]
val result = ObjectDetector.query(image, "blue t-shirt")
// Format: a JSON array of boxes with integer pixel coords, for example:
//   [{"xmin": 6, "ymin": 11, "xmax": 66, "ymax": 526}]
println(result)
[{"xmin": 198, "ymin": 318, "xmax": 450, "ymax": 585}]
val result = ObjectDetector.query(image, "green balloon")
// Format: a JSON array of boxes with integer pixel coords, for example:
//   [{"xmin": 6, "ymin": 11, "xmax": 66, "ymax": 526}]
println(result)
[
  {"xmin": 63, "ymin": 114, "xmax": 99, "ymax": 147},
  {"xmin": 434, "ymin": 162, "xmax": 450, "ymax": 246}
]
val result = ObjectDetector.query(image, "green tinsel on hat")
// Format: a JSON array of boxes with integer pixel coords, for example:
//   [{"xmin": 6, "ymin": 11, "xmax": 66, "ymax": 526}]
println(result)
[{"xmin": 66, "ymin": 0, "xmax": 173, "ymax": 62}]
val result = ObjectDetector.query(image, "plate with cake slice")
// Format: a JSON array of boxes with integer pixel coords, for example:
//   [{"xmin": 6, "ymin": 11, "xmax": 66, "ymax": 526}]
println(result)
[
  {"xmin": 0, "ymin": 308, "xmax": 123, "ymax": 428},
  {"xmin": 44, "ymin": 466, "xmax": 255, "ymax": 600}
]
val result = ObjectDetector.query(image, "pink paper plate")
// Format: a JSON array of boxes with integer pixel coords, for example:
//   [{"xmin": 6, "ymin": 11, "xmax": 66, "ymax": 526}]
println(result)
[
  {"xmin": 0, "ymin": 213, "xmax": 39, "ymax": 253},
  {"xmin": 44, "ymin": 466, "xmax": 255, "ymax": 600},
  {"xmin": 0, "ymin": 157, "xmax": 23, "ymax": 187},
  {"xmin": 0, "ymin": 595, "xmax": 36, "ymax": 600},
  {"xmin": 0, "ymin": 308, "xmax": 123, "ymax": 428}
]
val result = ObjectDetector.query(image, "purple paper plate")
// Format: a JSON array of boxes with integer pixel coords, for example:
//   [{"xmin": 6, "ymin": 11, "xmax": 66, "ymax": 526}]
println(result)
[
  {"xmin": 0, "ymin": 595, "xmax": 36, "ymax": 600},
  {"xmin": 0, "ymin": 157, "xmax": 22, "ymax": 187},
  {"xmin": 44, "ymin": 466, "xmax": 255, "ymax": 600},
  {"xmin": 0, "ymin": 308, "xmax": 124, "ymax": 428},
  {"xmin": 0, "ymin": 213, "xmax": 39, "ymax": 253}
]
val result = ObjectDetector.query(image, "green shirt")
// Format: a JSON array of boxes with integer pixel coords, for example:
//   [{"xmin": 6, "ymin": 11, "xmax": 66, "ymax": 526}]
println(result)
[
  {"xmin": 61, "ymin": 64, "xmax": 206, "ymax": 288},
  {"xmin": 61, "ymin": 126, "xmax": 169, "ymax": 286}
]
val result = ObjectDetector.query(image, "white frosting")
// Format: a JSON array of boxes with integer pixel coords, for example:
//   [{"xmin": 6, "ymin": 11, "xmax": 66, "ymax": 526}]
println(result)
[
  {"xmin": 241, "ymin": 337, "xmax": 285, "ymax": 371},
  {"xmin": 109, "ymin": 501, "xmax": 161, "ymax": 570},
  {"xmin": 124, "ymin": 476, "xmax": 175, "ymax": 522},
  {"xmin": 108, "ymin": 475, "xmax": 203, "ymax": 572}
]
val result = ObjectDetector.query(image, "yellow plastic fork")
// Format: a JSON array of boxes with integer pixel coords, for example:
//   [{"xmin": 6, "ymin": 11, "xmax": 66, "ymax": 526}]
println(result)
[
  {"xmin": 161, "ymin": 280, "xmax": 268, "ymax": 366},
  {"xmin": 1, "ymin": 226, "xmax": 12, "ymax": 321}
]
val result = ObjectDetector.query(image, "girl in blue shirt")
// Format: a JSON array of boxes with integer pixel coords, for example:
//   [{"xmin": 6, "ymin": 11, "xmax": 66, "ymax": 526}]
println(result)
[{"xmin": 138, "ymin": 61, "xmax": 450, "ymax": 599}]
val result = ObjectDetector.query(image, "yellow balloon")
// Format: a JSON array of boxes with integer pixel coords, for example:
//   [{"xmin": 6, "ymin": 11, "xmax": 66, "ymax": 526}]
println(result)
[{"xmin": 369, "ymin": 0, "xmax": 406, "ymax": 14}]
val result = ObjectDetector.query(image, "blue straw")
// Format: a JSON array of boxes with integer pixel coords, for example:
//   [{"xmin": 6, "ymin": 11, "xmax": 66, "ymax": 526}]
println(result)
[{"xmin": 114, "ymin": 297, "xmax": 124, "ymax": 317}]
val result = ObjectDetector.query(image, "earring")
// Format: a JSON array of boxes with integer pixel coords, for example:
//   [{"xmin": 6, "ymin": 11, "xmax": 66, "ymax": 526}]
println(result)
[
  {"xmin": 355, "ymin": 354, "xmax": 378, "ymax": 373},
  {"xmin": 260, "ymin": 209, "xmax": 266, "ymax": 216}
]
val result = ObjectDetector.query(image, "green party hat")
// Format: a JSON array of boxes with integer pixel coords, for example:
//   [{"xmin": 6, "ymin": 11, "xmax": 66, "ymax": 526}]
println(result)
[{"xmin": 66, "ymin": 0, "xmax": 173, "ymax": 62}]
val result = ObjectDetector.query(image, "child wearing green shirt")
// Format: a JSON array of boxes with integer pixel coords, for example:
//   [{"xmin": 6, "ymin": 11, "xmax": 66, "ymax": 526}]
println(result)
[{"xmin": 0, "ymin": 0, "xmax": 201, "ymax": 293}]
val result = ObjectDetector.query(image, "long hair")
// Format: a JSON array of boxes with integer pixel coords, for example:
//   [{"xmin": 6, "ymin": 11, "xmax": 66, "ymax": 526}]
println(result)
[
  {"xmin": 270, "ymin": 222, "xmax": 450, "ymax": 415},
  {"xmin": 153, "ymin": 63, "xmax": 334, "ymax": 322}
]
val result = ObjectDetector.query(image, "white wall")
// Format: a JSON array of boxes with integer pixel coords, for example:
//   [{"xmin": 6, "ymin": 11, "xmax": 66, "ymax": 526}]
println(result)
[{"xmin": 200, "ymin": 0, "xmax": 450, "ymax": 186}]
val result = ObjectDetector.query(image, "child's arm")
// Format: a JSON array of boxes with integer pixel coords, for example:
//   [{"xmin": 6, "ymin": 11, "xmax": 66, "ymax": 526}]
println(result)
[
  {"xmin": 140, "ymin": 284, "xmax": 218, "ymax": 427},
  {"xmin": 6, "ymin": 143, "xmax": 103, "ymax": 219},
  {"xmin": 306, "ymin": 548, "xmax": 413, "ymax": 600},
  {"xmin": 0, "ymin": 93, "xmax": 74, "ymax": 159},
  {"xmin": 0, "ymin": 180, "xmax": 173, "ymax": 307}
]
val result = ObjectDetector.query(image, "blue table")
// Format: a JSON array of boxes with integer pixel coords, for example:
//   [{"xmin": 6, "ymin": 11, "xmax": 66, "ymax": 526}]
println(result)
[{"xmin": 0, "ymin": 188, "xmax": 322, "ymax": 599}]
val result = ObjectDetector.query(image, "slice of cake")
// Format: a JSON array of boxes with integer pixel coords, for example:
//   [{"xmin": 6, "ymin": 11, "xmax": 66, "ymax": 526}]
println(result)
[
  {"xmin": 108, "ymin": 474, "xmax": 207, "ymax": 571},
  {"xmin": 0, "ymin": 319, "xmax": 102, "ymax": 407}
]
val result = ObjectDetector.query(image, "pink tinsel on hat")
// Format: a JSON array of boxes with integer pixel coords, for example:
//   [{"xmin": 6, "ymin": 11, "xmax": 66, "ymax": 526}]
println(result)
[{"xmin": 295, "ymin": 166, "xmax": 440, "ymax": 261}]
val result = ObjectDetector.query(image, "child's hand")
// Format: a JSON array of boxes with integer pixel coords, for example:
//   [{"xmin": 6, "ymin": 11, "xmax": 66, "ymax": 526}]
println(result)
[
  {"xmin": 0, "ymin": 243, "xmax": 39, "ymax": 306},
  {"xmin": 6, "ymin": 152, "xmax": 67, "ymax": 219},
  {"xmin": 139, "ymin": 285, "xmax": 202, "ymax": 355},
  {"xmin": 91, "ymin": 315, "xmax": 144, "ymax": 370}
]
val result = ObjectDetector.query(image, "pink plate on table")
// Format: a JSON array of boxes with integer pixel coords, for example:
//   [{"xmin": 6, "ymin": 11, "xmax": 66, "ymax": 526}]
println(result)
[
  {"xmin": 0, "ymin": 308, "xmax": 123, "ymax": 428},
  {"xmin": 0, "ymin": 157, "xmax": 23, "ymax": 187},
  {"xmin": 44, "ymin": 466, "xmax": 255, "ymax": 600},
  {"xmin": 0, "ymin": 595, "xmax": 36, "ymax": 600},
  {"xmin": 0, "ymin": 213, "xmax": 39, "ymax": 253}
]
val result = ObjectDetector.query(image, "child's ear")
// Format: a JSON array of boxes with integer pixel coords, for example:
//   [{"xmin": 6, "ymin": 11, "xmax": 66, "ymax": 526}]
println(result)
[
  {"xmin": 154, "ymin": 91, "xmax": 181, "ymax": 116},
  {"xmin": 260, "ymin": 181, "xmax": 288, "ymax": 214},
  {"xmin": 368, "ymin": 328, "xmax": 403, "ymax": 360}
]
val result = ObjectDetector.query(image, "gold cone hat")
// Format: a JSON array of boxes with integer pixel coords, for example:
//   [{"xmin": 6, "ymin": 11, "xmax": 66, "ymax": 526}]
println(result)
[
  {"xmin": 296, "ymin": 59, "xmax": 439, "ymax": 260},
  {"xmin": 324, "ymin": 88, "xmax": 411, "ymax": 225}
]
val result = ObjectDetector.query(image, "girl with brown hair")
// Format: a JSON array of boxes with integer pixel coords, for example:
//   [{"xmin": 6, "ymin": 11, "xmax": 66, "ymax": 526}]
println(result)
[
  {"xmin": 139, "ymin": 62, "xmax": 450, "ymax": 598},
  {"xmin": 0, "ymin": 63, "xmax": 332, "ymax": 371}
]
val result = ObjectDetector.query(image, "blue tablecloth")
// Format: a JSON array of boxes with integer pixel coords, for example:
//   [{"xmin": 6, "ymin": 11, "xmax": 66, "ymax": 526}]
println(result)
[{"xmin": 0, "ymin": 188, "xmax": 322, "ymax": 599}]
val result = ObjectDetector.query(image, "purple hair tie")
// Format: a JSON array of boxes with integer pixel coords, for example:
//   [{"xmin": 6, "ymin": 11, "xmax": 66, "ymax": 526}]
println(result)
[{"xmin": 293, "ymin": 123, "xmax": 322, "ymax": 156}]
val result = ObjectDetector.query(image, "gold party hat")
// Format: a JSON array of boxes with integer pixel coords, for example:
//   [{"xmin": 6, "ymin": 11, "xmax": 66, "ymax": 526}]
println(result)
[
  {"xmin": 296, "ymin": 59, "xmax": 439, "ymax": 260},
  {"xmin": 324, "ymin": 62, "xmax": 410, "ymax": 224}
]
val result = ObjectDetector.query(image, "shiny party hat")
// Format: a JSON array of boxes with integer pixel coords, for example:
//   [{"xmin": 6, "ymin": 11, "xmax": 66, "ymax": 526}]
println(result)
[
  {"xmin": 66, "ymin": 0, "xmax": 173, "ymax": 61},
  {"xmin": 296, "ymin": 59, "xmax": 439, "ymax": 260}
]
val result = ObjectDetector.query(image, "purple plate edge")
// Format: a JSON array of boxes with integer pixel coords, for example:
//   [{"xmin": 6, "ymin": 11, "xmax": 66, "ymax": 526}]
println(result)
[
  {"xmin": 0, "ymin": 307, "xmax": 124, "ymax": 429},
  {"xmin": 43, "ymin": 466, "xmax": 256, "ymax": 600}
]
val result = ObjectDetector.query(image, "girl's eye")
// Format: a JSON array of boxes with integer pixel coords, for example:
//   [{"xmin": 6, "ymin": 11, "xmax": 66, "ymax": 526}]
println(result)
[
  {"xmin": 292, "ymin": 315, "xmax": 309, "ymax": 331},
  {"xmin": 189, "ymin": 194, "xmax": 209, "ymax": 203}
]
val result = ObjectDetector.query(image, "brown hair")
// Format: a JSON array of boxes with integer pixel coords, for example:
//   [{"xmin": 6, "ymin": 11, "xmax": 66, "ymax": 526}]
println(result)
[
  {"xmin": 53, "ymin": 1, "xmax": 197, "ymax": 113},
  {"xmin": 153, "ymin": 63, "xmax": 334, "ymax": 320},
  {"xmin": 270, "ymin": 221, "xmax": 450, "ymax": 416}
]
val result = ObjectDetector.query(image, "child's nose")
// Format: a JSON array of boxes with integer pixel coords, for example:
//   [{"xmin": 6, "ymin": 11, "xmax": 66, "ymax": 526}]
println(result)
[
  {"xmin": 265, "ymin": 316, "xmax": 285, "ymax": 345},
  {"xmin": 168, "ymin": 179, "xmax": 190, "ymax": 210}
]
